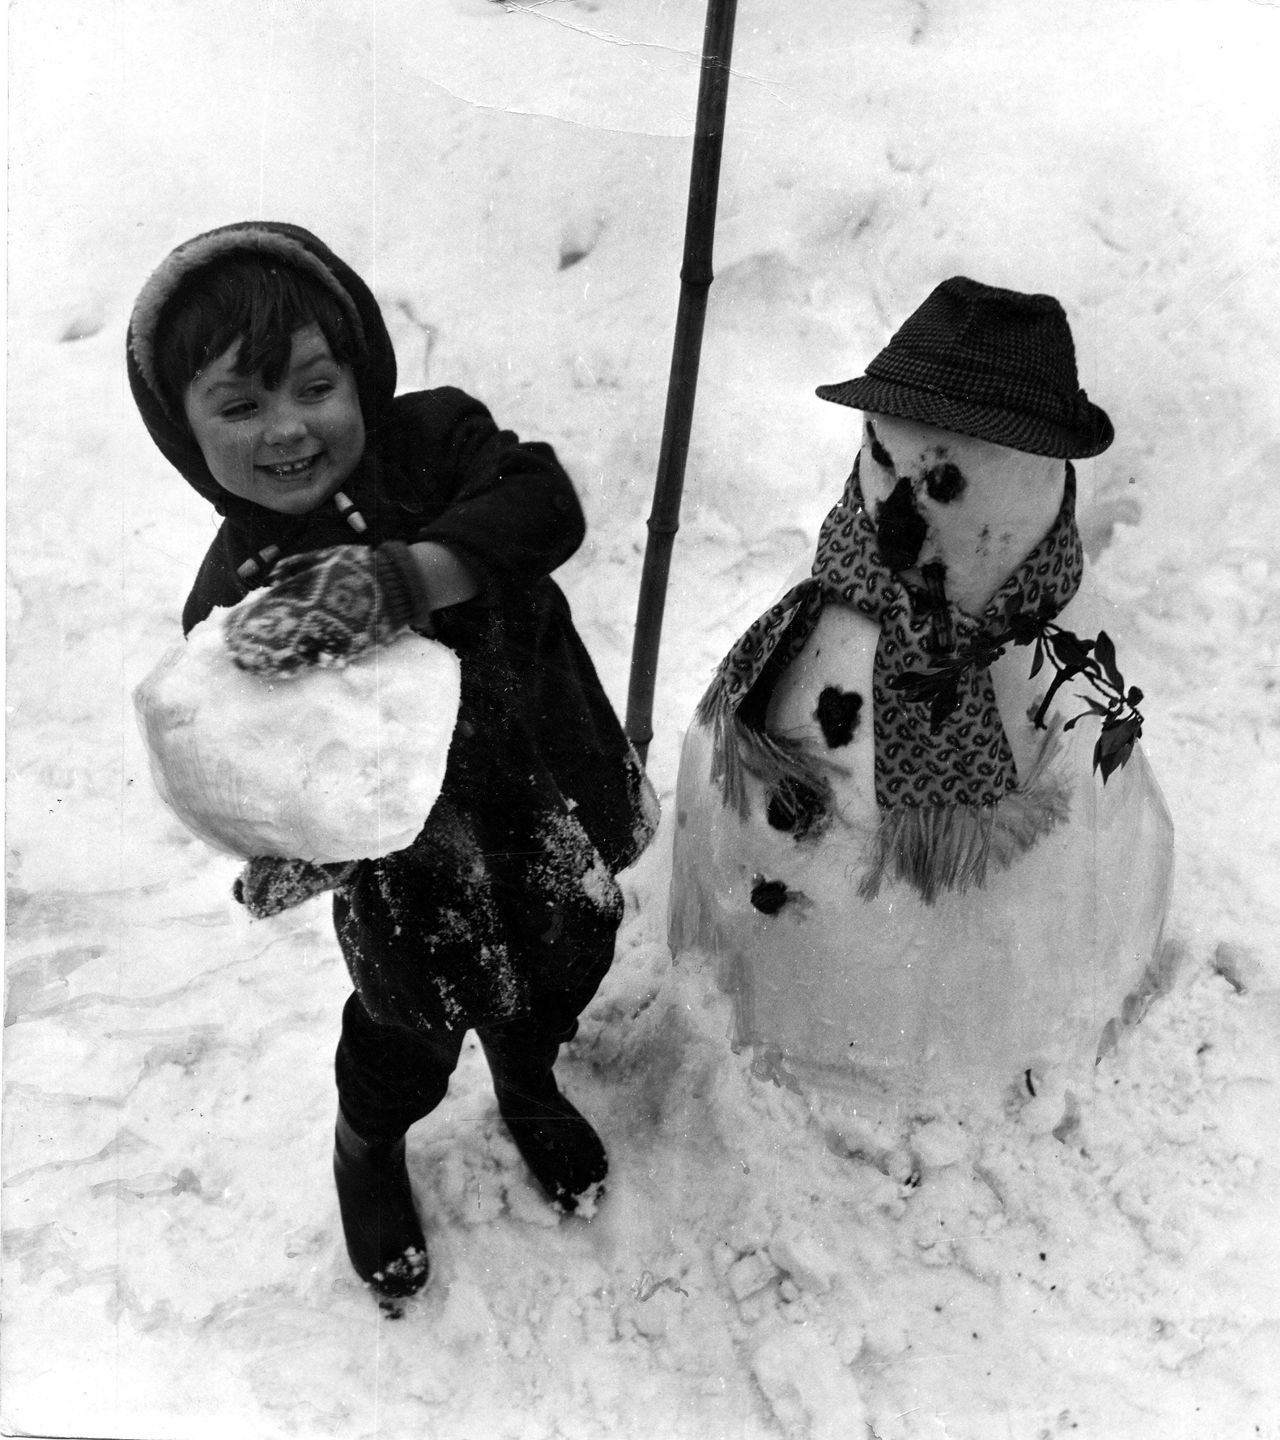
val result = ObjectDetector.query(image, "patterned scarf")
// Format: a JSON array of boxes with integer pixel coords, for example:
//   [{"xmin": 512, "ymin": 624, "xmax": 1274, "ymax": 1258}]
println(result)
[{"xmin": 696, "ymin": 460, "xmax": 1085, "ymax": 902}]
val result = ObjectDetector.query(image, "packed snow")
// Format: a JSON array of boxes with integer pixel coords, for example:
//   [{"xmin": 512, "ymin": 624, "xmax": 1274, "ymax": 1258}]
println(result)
[
  {"xmin": 5, "ymin": 2, "xmax": 1279, "ymax": 1438},
  {"xmin": 669, "ymin": 423, "xmax": 1174, "ymax": 1115},
  {"xmin": 134, "ymin": 611, "xmax": 459, "ymax": 863}
]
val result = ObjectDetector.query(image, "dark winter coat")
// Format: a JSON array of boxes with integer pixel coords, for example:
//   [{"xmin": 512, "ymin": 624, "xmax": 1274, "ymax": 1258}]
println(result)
[{"xmin": 127, "ymin": 221, "xmax": 656, "ymax": 1032}]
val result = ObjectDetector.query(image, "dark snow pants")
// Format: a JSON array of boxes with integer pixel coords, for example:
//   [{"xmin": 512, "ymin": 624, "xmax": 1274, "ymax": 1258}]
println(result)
[{"xmin": 333, "ymin": 950, "xmax": 614, "ymax": 1145}]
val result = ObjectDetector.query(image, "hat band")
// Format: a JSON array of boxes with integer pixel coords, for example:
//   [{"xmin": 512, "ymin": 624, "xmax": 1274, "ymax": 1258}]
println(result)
[{"xmin": 865, "ymin": 353, "xmax": 1081, "ymax": 427}]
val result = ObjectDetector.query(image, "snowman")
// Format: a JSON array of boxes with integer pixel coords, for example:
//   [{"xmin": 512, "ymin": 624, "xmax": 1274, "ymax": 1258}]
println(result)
[{"xmin": 670, "ymin": 278, "xmax": 1174, "ymax": 1121}]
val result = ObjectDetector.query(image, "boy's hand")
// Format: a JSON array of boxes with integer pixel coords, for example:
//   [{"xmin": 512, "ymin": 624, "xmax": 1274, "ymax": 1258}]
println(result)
[
  {"xmin": 224, "ymin": 542, "xmax": 430, "ymax": 676},
  {"xmin": 233, "ymin": 856, "xmax": 359, "ymax": 918}
]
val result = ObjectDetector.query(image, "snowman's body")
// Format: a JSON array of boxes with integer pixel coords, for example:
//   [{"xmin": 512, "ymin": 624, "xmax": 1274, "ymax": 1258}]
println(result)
[{"xmin": 670, "ymin": 417, "xmax": 1174, "ymax": 1112}]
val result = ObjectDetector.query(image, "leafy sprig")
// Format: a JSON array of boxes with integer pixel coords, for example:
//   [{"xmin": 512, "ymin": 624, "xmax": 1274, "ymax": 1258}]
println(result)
[{"xmin": 887, "ymin": 595, "xmax": 1146, "ymax": 782}]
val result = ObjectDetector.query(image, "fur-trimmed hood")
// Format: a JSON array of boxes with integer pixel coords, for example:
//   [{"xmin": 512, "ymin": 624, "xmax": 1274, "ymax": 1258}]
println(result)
[{"xmin": 126, "ymin": 222, "xmax": 398, "ymax": 512}]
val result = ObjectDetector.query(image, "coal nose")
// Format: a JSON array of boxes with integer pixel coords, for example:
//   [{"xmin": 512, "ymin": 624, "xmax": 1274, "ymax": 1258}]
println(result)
[{"xmin": 875, "ymin": 477, "xmax": 927, "ymax": 571}]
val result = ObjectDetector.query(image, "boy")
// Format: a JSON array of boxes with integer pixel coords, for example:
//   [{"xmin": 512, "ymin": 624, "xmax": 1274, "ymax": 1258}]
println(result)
[{"xmin": 127, "ymin": 222, "xmax": 656, "ymax": 1302}]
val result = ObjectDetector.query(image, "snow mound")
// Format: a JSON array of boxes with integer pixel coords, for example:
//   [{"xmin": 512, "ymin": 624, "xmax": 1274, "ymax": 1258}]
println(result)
[{"xmin": 133, "ymin": 605, "xmax": 459, "ymax": 863}]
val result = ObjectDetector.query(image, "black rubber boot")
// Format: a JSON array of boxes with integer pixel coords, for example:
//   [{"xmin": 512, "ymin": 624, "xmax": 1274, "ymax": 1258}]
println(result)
[
  {"xmin": 333, "ymin": 1110, "xmax": 429, "ymax": 1300},
  {"xmin": 481, "ymin": 1041, "xmax": 608, "ymax": 1212}
]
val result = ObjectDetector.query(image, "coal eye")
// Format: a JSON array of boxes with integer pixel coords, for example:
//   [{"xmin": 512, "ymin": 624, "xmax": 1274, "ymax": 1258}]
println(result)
[{"xmin": 924, "ymin": 462, "xmax": 965, "ymax": 503}]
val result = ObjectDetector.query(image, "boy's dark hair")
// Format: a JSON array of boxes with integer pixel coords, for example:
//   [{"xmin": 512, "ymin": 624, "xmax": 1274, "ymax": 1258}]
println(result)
[{"xmin": 154, "ymin": 253, "xmax": 363, "ymax": 419}]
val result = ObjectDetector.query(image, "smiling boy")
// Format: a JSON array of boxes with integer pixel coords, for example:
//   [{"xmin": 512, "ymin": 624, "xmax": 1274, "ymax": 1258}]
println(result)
[
  {"xmin": 127, "ymin": 222, "xmax": 656, "ymax": 1304},
  {"xmin": 183, "ymin": 323, "xmax": 367, "ymax": 513}
]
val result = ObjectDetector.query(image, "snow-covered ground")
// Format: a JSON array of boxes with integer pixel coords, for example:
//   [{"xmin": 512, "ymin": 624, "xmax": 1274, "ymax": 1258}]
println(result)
[{"xmin": 5, "ymin": 2, "xmax": 1280, "ymax": 1436}]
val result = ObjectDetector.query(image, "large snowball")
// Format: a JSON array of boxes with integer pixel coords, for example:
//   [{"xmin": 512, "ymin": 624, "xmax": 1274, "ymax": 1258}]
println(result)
[{"xmin": 133, "ymin": 607, "xmax": 460, "ymax": 863}]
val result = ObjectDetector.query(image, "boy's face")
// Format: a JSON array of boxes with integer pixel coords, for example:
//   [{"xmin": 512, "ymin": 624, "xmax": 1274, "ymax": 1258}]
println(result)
[{"xmin": 183, "ymin": 324, "xmax": 365, "ymax": 514}]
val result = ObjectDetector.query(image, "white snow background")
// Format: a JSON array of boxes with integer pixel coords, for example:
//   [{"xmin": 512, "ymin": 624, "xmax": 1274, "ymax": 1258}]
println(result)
[{"xmin": 5, "ymin": 1, "xmax": 1280, "ymax": 1437}]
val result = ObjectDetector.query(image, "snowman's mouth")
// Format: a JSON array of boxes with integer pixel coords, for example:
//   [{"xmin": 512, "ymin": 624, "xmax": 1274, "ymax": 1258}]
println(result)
[{"xmin": 875, "ymin": 477, "xmax": 927, "ymax": 571}]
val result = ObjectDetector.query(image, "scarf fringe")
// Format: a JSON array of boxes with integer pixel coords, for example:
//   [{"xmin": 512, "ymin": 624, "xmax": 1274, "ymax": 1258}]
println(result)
[
  {"xmin": 857, "ymin": 723, "xmax": 1071, "ymax": 904},
  {"xmin": 697, "ymin": 672, "xmax": 1070, "ymax": 901},
  {"xmin": 699, "ymin": 693, "xmax": 837, "ymax": 830}
]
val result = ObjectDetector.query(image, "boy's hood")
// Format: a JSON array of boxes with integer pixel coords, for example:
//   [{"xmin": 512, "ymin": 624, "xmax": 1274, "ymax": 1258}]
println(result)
[{"xmin": 126, "ymin": 221, "xmax": 398, "ymax": 512}]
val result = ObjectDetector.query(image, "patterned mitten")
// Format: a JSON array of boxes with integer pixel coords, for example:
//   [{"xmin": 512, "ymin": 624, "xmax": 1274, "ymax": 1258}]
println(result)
[
  {"xmin": 233, "ymin": 856, "xmax": 359, "ymax": 919},
  {"xmin": 225, "ymin": 542, "xmax": 430, "ymax": 676}
]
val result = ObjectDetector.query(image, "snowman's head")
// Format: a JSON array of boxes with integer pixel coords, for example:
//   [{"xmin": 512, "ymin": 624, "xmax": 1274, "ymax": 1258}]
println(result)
[{"xmin": 859, "ymin": 413, "xmax": 1067, "ymax": 615}]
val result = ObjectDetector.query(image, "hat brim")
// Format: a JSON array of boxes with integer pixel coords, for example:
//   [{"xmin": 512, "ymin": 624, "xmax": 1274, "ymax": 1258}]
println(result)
[{"xmin": 815, "ymin": 376, "xmax": 1114, "ymax": 459}]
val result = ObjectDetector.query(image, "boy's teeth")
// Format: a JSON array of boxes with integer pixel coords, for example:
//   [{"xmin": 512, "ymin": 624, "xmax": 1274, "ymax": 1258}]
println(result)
[{"xmin": 269, "ymin": 458, "xmax": 314, "ymax": 476}]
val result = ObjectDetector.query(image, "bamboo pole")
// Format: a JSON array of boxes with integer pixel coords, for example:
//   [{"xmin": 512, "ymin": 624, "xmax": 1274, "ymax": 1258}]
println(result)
[{"xmin": 624, "ymin": 0, "xmax": 738, "ymax": 765}]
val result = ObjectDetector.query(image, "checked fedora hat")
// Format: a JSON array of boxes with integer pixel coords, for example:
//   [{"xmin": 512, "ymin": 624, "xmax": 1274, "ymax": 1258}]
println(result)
[{"xmin": 817, "ymin": 276, "xmax": 1114, "ymax": 458}]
